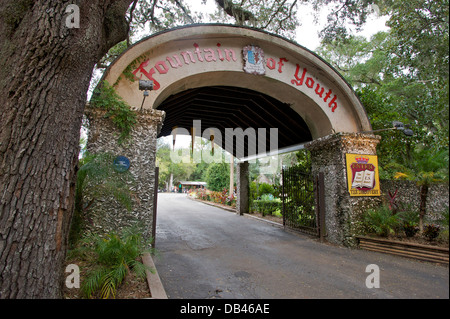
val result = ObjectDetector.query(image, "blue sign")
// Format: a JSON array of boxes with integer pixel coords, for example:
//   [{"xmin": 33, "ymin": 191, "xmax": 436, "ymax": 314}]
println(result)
[
  {"xmin": 113, "ymin": 156, "xmax": 131, "ymax": 172},
  {"xmin": 247, "ymin": 50, "xmax": 256, "ymax": 64}
]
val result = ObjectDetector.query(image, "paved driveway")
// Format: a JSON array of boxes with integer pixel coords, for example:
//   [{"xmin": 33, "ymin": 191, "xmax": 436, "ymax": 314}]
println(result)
[{"xmin": 153, "ymin": 193, "xmax": 448, "ymax": 299}]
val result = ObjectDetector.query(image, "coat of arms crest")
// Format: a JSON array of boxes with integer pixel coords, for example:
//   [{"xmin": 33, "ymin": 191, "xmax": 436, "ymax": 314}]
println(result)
[
  {"xmin": 243, "ymin": 45, "xmax": 265, "ymax": 75},
  {"xmin": 345, "ymin": 154, "xmax": 381, "ymax": 197}
]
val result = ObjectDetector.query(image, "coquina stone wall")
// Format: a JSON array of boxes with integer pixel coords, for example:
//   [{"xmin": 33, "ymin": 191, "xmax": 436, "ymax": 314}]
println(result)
[
  {"xmin": 84, "ymin": 108, "xmax": 165, "ymax": 238},
  {"xmin": 380, "ymin": 180, "xmax": 449, "ymax": 220},
  {"xmin": 306, "ymin": 133, "xmax": 382, "ymax": 247}
]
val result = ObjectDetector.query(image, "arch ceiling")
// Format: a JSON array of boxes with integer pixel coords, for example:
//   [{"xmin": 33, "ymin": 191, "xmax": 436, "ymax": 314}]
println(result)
[{"xmin": 102, "ymin": 24, "xmax": 371, "ymax": 158}]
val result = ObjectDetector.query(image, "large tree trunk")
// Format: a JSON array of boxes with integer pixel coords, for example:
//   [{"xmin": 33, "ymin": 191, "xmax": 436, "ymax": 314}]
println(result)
[{"xmin": 0, "ymin": 0, "xmax": 133, "ymax": 298}]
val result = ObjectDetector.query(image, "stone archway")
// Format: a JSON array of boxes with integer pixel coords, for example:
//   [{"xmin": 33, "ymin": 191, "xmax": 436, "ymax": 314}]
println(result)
[
  {"xmin": 104, "ymin": 24, "xmax": 371, "ymax": 138},
  {"xmin": 87, "ymin": 24, "xmax": 380, "ymax": 247}
]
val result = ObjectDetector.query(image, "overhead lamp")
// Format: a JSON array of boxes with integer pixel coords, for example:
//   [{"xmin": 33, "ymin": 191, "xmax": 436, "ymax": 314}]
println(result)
[
  {"xmin": 139, "ymin": 80, "xmax": 154, "ymax": 111},
  {"xmin": 362, "ymin": 121, "xmax": 414, "ymax": 137}
]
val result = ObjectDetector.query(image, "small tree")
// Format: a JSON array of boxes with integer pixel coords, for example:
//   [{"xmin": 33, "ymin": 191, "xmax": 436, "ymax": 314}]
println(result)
[
  {"xmin": 205, "ymin": 163, "xmax": 230, "ymax": 192},
  {"xmin": 391, "ymin": 148, "xmax": 449, "ymax": 233}
]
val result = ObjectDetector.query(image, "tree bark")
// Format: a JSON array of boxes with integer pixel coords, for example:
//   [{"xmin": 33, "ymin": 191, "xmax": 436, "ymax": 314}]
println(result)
[{"xmin": 0, "ymin": 0, "xmax": 133, "ymax": 299}]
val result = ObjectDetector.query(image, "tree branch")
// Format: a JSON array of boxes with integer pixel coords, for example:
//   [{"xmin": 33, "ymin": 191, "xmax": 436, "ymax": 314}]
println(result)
[
  {"xmin": 173, "ymin": 0, "xmax": 195, "ymax": 24},
  {"xmin": 126, "ymin": 0, "xmax": 139, "ymax": 47},
  {"xmin": 215, "ymin": 0, "xmax": 256, "ymax": 24}
]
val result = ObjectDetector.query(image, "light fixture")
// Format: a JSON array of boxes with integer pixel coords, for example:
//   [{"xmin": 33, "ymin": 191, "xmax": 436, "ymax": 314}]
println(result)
[
  {"xmin": 139, "ymin": 80, "xmax": 154, "ymax": 111},
  {"xmin": 362, "ymin": 121, "xmax": 414, "ymax": 137}
]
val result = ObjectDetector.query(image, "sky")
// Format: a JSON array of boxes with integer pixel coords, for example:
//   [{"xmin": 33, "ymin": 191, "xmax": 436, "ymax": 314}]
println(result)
[{"xmin": 189, "ymin": 0, "xmax": 390, "ymax": 51}]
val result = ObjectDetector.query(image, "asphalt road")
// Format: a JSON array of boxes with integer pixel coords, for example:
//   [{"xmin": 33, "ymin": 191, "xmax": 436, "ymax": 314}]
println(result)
[{"xmin": 153, "ymin": 193, "xmax": 449, "ymax": 299}]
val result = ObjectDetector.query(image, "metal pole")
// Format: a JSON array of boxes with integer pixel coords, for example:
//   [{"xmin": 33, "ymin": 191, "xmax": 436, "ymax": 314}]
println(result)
[
  {"xmin": 318, "ymin": 172, "xmax": 326, "ymax": 242},
  {"xmin": 282, "ymin": 167, "xmax": 286, "ymax": 228},
  {"xmin": 152, "ymin": 167, "xmax": 159, "ymax": 249}
]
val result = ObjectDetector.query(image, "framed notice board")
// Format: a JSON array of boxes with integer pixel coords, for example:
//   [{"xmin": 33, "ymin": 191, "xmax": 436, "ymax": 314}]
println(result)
[{"xmin": 345, "ymin": 154, "xmax": 381, "ymax": 197}]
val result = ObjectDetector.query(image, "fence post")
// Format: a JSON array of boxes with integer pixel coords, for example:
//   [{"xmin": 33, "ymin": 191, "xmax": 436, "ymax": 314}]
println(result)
[
  {"xmin": 152, "ymin": 167, "xmax": 159, "ymax": 248},
  {"xmin": 282, "ymin": 167, "xmax": 286, "ymax": 228},
  {"xmin": 316, "ymin": 172, "xmax": 326, "ymax": 242}
]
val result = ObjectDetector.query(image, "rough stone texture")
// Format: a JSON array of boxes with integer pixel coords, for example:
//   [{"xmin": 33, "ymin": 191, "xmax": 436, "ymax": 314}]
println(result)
[
  {"xmin": 305, "ymin": 133, "xmax": 382, "ymax": 247},
  {"xmin": 380, "ymin": 179, "xmax": 449, "ymax": 220},
  {"xmin": 237, "ymin": 161, "xmax": 250, "ymax": 216},
  {"xmin": 84, "ymin": 108, "xmax": 165, "ymax": 238}
]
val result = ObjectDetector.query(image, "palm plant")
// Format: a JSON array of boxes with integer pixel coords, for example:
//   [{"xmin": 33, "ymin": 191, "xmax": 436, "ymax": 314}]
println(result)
[
  {"xmin": 365, "ymin": 205, "xmax": 400, "ymax": 237},
  {"xmin": 76, "ymin": 226, "xmax": 154, "ymax": 299},
  {"xmin": 390, "ymin": 148, "xmax": 449, "ymax": 233}
]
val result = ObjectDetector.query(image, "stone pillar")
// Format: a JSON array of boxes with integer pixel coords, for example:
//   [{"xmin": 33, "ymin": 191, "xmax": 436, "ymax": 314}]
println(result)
[
  {"xmin": 236, "ymin": 161, "xmax": 249, "ymax": 216},
  {"xmin": 84, "ymin": 108, "xmax": 165, "ymax": 238},
  {"xmin": 305, "ymin": 133, "xmax": 382, "ymax": 247}
]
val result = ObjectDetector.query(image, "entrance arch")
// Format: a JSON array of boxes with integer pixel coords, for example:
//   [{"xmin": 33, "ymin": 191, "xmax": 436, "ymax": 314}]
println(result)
[
  {"xmin": 88, "ymin": 24, "xmax": 381, "ymax": 247},
  {"xmin": 103, "ymin": 24, "xmax": 372, "ymax": 145}
]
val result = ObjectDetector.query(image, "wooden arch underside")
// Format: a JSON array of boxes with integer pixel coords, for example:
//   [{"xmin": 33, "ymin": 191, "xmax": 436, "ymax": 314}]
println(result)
[{"xmin": 157, "ymin": 86, "xmax": 312, "ymax": 158}]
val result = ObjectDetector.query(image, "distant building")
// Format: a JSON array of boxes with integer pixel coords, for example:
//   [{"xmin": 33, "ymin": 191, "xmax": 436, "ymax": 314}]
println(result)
[
  {"xmin": 178, "ymin": 181, "xmax": 207, "ymax": 192},
  {"xmin": 254, "ymin": 173, "xmax": 272, "ymax": 185}
]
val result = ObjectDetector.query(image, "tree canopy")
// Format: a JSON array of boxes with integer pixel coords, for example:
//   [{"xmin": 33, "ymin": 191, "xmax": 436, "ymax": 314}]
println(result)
[{"xmin": 316, "ymin": 0, "xmax": 449, "ymax": 175}]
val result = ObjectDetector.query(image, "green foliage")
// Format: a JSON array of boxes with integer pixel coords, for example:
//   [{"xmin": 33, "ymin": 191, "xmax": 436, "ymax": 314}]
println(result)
[
  {"xmin": 403, "ymin": 223, "xmax": 420, "ymax": 238},
  {"xmin": 89, "ymin": 81, "xmax": 137, "ymax": 143},
  {"xmin": 391, "ymin": 148, "xmax": 449, "ymax": 186},
  {"xmin": 257, "ymin": 183, "xmax": 276, "ymax": 198},
  {"xmin": 253, "ymin": 198, "xmax": 282, "ymax": 217},
  {"xmin": 73, "ymin": 226, "xmax": 153, "ymax": 299},
  {"xmin": 388, "ymin": 147, "xmax": 449, "ymax": 232},
  {"xmin": 397, "ymin": 209, "xmax": 420, "ymax": 237},
  {"xmin": 356, "ymin": 87, "xmax": 412, "ymax": 177},
  {"xmin": 295, "ymin": 150, "xmax": 312, "ymax": 173},
  {"xmin": 249, "ymin": 181, "xmax": 279, "ymax": 213},
  {"xmin": 440, "ymin": 208, "xmax": 449, "ymax": 228},
  {"xmin": 205, "ymin": 163, "xmax": 230, "ymax": 192},
  {"xmin": 156, "ymin": 142, "xmax": 196, "ymax": 189},
  {"xmin": 99, "ymin": 41, "xmax": 129, "ymax": 70},
  {"xmin": 397, "ymin": 208, "xmax": 419, "ymax": 225},
  {"xmin": 316, "ymin": 0, "xmax": 449, "ymax": 152},
  {"xmin": 364, "ymin": 205, "xmax": 400, "ymax": 237},
  {"xmin": 132, "ymin": 0, "xmax": 300, "ymax": 39},
  {"xmin": 423, "ymin": 224, "xmax": 441, "ymax": 241}
]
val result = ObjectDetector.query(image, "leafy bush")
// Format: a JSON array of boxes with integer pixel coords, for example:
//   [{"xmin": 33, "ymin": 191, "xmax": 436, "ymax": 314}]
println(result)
[
  {"xmin": 257, "ymin": 183, "xmax": 276, "ymax": 197},
  {"xmin": 439, "ymin": 207, "xmax": 449, "ymax": 228},
  {"xmin": 205, "ymin": 163, "xmax": 229, "ymax": 192},
  {"xmin": 89, "ymin": 81, "xmax": 137, "ymax": 143},
  {"xmin": 403, "ymin": 224, "xmax": 419, "ymax": 237},
  {"xmin": 253, "ymin": 199, "xmax": 282, "ymax": 217},
  {"xmin": 364, "ymin": 205, "xmax": 400, "ymax": 237},
  {"xmin": 72, "ymin": 226, "xmax": 153, "ymax": 299},
  {"xmin": 397, "ymin": 209, "xmax": 420, "ymax": 237},
  {"xmin": 423, "ymin": 224, "xmax": 441, "ymax": 241}
]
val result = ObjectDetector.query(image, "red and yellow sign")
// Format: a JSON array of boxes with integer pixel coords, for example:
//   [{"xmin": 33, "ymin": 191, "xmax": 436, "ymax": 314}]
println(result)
[{"xmin": 345, "ymin": 154, "xmax": 380, "ymax": 197}]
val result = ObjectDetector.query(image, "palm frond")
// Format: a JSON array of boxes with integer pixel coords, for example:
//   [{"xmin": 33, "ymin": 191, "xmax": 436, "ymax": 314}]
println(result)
[{"xmin": 394, "ymin": 172, "xmax": 408, "ymax": 179}]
